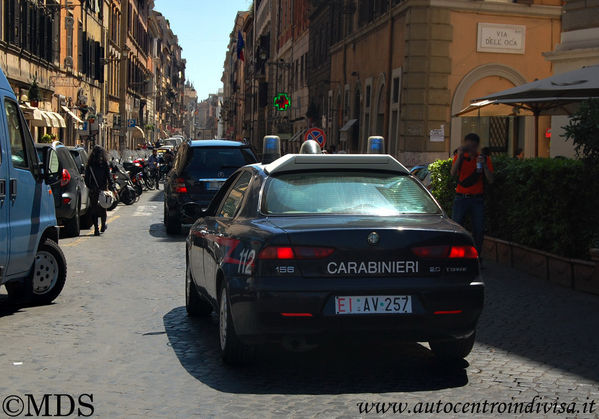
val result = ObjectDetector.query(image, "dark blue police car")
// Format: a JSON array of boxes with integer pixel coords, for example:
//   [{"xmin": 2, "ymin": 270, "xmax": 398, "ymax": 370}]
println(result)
[{"xmin": 185, "ymin": 138, "xmax": 483, "ymax": 365}]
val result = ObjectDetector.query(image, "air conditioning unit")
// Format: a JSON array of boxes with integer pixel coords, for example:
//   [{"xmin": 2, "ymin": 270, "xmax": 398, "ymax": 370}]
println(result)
[{"xmin": 64, "ymin": 56, "xmax": 73, "ymax": 69}]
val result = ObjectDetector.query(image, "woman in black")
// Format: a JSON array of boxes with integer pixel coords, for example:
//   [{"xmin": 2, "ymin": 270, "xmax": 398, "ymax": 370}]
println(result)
[{"xmin": 85, "ymin": 146, "xmax": 115, "ymax": 236}]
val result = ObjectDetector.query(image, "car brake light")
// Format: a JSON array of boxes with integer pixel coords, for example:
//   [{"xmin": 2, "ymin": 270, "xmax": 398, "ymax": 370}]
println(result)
[
  {"xmin": 60, "ymin": 169, "xmax": 71, "ymax": 187},
  {"xmin": 449, "ymin": 246, "xmax": 479, "ymax": 259},
  {"xmin": 174, "ymin": 177, "xmax": 187, "ymax": 194},
  {"xmin": 258, "ymin": 246, "xmax": 335, "ymax": 260},
  {"xmin": 434, "ymin": 310, "xmax": 462, "ymax": 315},
  {"xmin": 411, "ymin": 245, "xmax": 478, "ymax": 259},
  {"xmin": 281, "ymin": 313, "xmax": 313, "ymax": 317},
  {"xmin": 62, "ymin": 197, "xmax": 71, "ymax": 205}
]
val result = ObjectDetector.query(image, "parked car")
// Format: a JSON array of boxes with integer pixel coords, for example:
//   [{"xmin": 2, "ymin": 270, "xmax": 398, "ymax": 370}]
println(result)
[
  {"xmin": 410, "ymin": 164, "xmax": 432, "ymax": 189},
  {"xmin": 184, "ymin": 150, "xmax": 483, "ymax": 365},
  {"xmin": 162, "ymin": 138, "xmax": 180, "ymax": 148},
  {"xmin": 35, "ymin": 141, "xmax": 90, "ymax": 237},
  {"xmin": 67, "ymin": 146, "xmax": 89, "ymax": 174},
  {"xmin": 164, "ymin": 140, "xmax": 257, "ymax": 234},
  {"xmin": 0, "ymin": 67, "xmax": 67, "ymax": 305}
]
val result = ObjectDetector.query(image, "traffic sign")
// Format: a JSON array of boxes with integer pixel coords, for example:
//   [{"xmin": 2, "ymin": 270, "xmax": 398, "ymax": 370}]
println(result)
[
  {"xmin": 304, "ymin": 127, "xmax": 326, "ymax": 148},
  {"xmin": 128, "ymin": 119, "xmax": 136, "ymax": 128}
]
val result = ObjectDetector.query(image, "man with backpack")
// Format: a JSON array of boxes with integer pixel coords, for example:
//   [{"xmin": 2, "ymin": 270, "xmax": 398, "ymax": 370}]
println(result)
[{"xmin": 450, "ymin": 133, "xmax": 494, "ymax": 256}]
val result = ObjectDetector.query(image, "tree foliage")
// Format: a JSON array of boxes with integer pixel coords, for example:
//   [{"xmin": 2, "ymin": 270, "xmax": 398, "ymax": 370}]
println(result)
[
  {"xmin": 562, "ymin": 99, "xmax": 599, "ymax": 164},
  {"xmin": 429, "ymin": 156, "xmax": 599, "ymax": 258}
]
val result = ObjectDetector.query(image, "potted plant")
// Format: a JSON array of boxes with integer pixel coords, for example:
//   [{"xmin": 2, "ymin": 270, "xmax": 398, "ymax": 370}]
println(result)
[
  {"xmin": 28, "ymin": 77, "xmax": 41, "ymax": 107},
  {"xmin": 40, "ymin": 134, "xmax": 53, "ymax": 144}
]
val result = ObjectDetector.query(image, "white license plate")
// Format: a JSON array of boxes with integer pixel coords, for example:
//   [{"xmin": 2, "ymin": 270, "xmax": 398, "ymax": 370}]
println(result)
[
  {"xmin": 206, "ymin": 181, "xmax": 224, "ymax": 191},
  {"xmin": 335, "ymin": 295, "xmax": 412, "ymax": 315}
]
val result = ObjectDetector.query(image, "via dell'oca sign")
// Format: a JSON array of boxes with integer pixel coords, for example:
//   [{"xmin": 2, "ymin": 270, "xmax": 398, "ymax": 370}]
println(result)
[{"xmin": 477, "ymin": 23, "xmax": 526, "ymax": 54}]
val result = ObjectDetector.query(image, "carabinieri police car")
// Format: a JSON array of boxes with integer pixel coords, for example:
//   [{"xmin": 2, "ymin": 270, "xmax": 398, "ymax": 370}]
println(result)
[{"xmin": 184, "ymin": 136, "xmax": 484, "ymax": 365}]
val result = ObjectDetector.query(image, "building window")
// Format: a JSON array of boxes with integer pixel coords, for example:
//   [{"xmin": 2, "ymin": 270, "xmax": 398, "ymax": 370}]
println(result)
[
  {"xmin": 4, "ymin": 0, "xmax": 59, "ymax": 64},
  {"xmin": 392, "ymin": 77, "xmax": 400, "ymax": 104}
]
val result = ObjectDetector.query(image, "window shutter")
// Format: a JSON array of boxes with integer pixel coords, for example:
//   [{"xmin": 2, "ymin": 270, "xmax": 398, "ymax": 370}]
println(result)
[{"xmin": 78, "ymin": 23, "xmax": 84, "ymax": 74}]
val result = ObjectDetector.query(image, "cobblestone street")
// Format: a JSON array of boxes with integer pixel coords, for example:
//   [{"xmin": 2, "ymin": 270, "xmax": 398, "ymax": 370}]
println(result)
[{"xmin": 1, "ymin": 191, "xmax": 598, "ymax": 418}]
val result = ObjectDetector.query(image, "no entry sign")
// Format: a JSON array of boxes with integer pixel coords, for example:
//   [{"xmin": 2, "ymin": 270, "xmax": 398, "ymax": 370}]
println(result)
[{"xmin": 304, "ymin": 128, "xmax": 326, "ymax": 148}]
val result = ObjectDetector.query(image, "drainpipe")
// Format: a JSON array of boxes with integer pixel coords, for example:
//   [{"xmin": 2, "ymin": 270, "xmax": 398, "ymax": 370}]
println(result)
[{"xmin": 385, "ymin": 2, "xmax": 393, "ymax": 155}]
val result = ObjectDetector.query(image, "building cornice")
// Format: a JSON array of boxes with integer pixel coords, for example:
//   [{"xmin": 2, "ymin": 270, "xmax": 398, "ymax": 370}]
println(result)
[
  {"xmin": 543, "ymin": 47, "xmax": 599, "ymax": 63},
  {"xmin": 330, "ymin": 0, "xmax": 561, "ymax": 55}
]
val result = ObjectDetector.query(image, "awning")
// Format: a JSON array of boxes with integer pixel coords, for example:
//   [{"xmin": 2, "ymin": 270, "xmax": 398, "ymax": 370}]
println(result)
[
  {"xmin": 290, "ymin": 128, "xmax": 307, "ymax": 143},
  {"xmin": 130, "ymin": 125, "xmax": 145, "ymax": 139},
  {"xmin": 44, "ymin": 112, "xmax": 66, "ymax": 128},
  {"xmin": 62, "ymin": 106, "xmax": 84, "ymax": 124},
  {"xmin": 31, "ymin": 111, "xmax": 53, "ymax": 127},
  {"xmin": 340, "ymin": 119, "xmax": 358, "ymax": 132},
  {"xmin": 20, "ymin": 103, "xmax": 44, "ymax": 124}
]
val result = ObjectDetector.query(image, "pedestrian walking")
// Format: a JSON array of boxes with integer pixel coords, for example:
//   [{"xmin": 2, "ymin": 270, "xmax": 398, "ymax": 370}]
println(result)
[
  {"xmin": 148, "ymin": 148, "xmax": 160, "ymax": 190},
  {"xmin": 450, "ymin": 133, "xmax": 494, "ymax": 256},
  {"xmin": 85, "ymin": 146, "xmax": 115, "ymax": 236}
]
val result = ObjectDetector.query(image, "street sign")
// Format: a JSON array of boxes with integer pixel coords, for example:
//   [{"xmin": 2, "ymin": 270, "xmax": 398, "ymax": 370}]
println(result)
[
  {"xmin": 273, "ymin": 93, "xmax": 291, "ymax": 111},
  {"xmin": 128, "ymin": 119, "xmax": 136, "ymax": 128},
  {"xmin": 304, "ymin": 127, "xmax": 326, "ymax": 148}
]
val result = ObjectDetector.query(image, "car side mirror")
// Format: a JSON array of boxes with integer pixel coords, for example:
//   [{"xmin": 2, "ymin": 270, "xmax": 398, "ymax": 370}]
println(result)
[{"xmin": 181, "ymin": 203, "xmax": 207, "ymax": 221}]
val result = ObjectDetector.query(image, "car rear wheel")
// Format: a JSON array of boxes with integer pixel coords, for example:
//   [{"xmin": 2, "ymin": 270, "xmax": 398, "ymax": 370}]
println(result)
[
  {"xmin": 165, "ymin": 212, "xmax": 181, "ymax": 235},
  {"xmin": 63, "ymin": 200, "xmax": 80, "ymax": 237},
  {"xmin": 185, "ymin": 264, "xmax": 212, "ymax": 316},
  {"xmin": 218, "ymin": 284, "xmax": 255, "ymax": 365},
  {"xmin": 429, "ymin": 333, "xmax": 476, "ymax": 361}
]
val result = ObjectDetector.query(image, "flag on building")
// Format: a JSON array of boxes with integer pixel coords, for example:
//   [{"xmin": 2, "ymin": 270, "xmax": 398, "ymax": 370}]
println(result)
[{"xmin": 237, "ymin": 31, "xmax": 245, "ymax": 62}]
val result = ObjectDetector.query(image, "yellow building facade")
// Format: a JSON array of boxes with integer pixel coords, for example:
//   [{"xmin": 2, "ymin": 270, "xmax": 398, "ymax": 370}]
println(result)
[{"xmin": 329, "ymin": 0, "xmax": 562, "ymax": 164}]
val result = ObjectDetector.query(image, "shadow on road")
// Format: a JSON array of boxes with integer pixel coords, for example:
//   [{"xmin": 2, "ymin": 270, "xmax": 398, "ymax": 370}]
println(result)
[
  {"xmin": 0, "ymin": 293, "xmax": 21, "ymax": 318},
  {"xmin": 163, "ymin": 306, "xmax": 469, "ymax": 395},
  {"xmin": 148, "ymin": 190, "xmax": 165, "ymax": 202},
  {"xmin": 149, "ymin": 223, "xmax": 189, "ymax": 243},
  {"xmin": 475, "ymin": 261, "xmax": 599, "ymax": 384}
]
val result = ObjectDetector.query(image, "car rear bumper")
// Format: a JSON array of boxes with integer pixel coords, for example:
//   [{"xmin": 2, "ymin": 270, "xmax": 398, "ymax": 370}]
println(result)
[
  {"xmin": 55, "ymin": 193, "xmax": 78, "ymax": 222},
  {"xmin": 227, "ymin": 276, "xmax": 484, "ymax": 345}
]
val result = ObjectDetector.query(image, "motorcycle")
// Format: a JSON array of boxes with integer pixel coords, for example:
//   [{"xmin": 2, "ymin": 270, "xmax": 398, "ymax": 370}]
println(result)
[
  {"xmin": 130, "ymin": 172, "xmax": 143, "ymax": 196},
  {"xmin": 122, "ymin": 161, "xmax": 144, "ymax": 196},
  {"xmin": 110, "ymin": 162, "xmax": 137, "ymax": 206}
]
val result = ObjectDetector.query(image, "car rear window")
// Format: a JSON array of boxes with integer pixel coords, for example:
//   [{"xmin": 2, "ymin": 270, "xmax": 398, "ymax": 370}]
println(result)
[
  {"xmin": 263, "ymin": 171, "xmax": 441, "ymax": 216},
  {"xmin": 185, "ymin": 147, "xmax": 256, "ymax": 178},
  {"xmin": 57, "ymin": 147, "xmax": 78, "ymax": 173}
]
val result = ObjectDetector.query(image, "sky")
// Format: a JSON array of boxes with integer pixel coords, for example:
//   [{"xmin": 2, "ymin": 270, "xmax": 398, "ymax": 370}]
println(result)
[{"xmin": 154, "ymin": 0, "xmax": 253, "ymax": 100}]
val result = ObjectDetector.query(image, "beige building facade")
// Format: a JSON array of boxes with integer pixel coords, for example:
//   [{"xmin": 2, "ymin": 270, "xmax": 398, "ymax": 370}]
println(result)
[{"xmin": 329, "ymin": 0, "xmax": 562, "ymax": 164}]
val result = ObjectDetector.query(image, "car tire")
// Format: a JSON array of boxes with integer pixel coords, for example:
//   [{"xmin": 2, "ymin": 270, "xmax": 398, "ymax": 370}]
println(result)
[
  {"xmin": 63, "ymin": 200, "xmax": 81, "ymax": 237},
  {"xmin": 429, "ymin": 333, "xmax": 476, "ymax": 361},
  {"xmin": 10, "ymin": 239, "xmax": 68, "ymax": 306},
  {"xmin": 145, "ymin": 176, "xmax": 155, "ymax": 190},
  {"xmin": 218, "ymin": 283, "xmax": 255, "ymax": 365},
  {"xmin": 185, "ymin": 264, "xmax": 212, "ymax": 317},
  {"xmin": 165, "ymin": 213, "xmax": 181, "ymax": 235}
]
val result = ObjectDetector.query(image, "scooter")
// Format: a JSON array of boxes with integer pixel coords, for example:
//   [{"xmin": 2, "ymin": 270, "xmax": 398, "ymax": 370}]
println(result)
[{"xmin": 110, "ymin": 162, "xmax": 137, "ymax": 205}]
